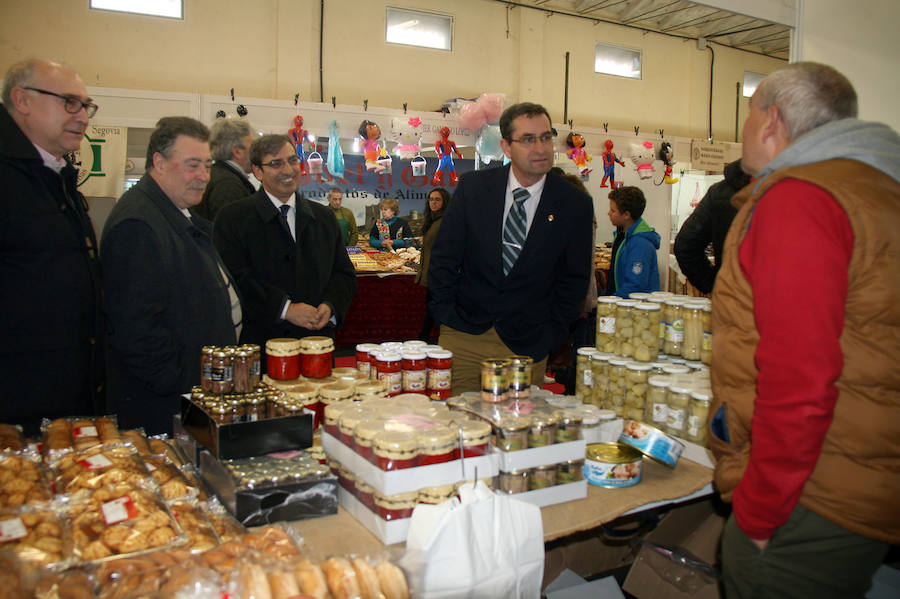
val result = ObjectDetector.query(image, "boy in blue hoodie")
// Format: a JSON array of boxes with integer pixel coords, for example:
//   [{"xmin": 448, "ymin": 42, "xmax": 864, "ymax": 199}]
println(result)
[{"xmin": 605, "ymin": 186, "xmax": 661, "ymax": 297}]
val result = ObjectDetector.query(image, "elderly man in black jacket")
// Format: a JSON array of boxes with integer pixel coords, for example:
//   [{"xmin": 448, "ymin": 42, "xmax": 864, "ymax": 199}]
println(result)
[
  {"xmin": 192, "ymin": 117, "xmax": 256, "ymax": 221},
  {"xmin": 0, "ymin": 59, "xmax": 103, "ymax": 434},
  {"xmin": 213, "ymin": 134, "xmax": 356, "ymax": 356},
  {"xmin": 673, "ymin": 159, "xmax": 750, "ymax": 294},
  {"xmin": 102, "ymin": 117, "xmax": 241, "ymax": 434}
]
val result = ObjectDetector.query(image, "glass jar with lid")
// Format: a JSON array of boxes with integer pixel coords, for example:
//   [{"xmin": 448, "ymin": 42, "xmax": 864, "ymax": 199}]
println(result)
[
  {"xmin": 614, "ymin": 299, "xmax": 637, "ymax": 358},
  {"xmin": 662, "ymin": 299, "xmax": 687, "ymax": 356},
  {"xmin": 554, "ymin": 410, "xmax": 583, "ymax": 442},
  {"xmin": 624, "ymin": 362, "xmax": 652, "ymax": 421},
  {"xmin": 700, "ymin": 304, "xmax": 713, "ymax": 365},
  {"xmin": 575, "ymin": 347, "xmax": 597, "ymax": 404},
  {"xmin": 606, "ymin": 358, "xmax": 629, "ymax": 415},
  {"xmin": 631, "ymin": 302, "xmax": 662, "ymax": 362},
  {"xmin": 681, "ymin": 301, "xmax": 705, "ymax": 361},
  {"xmin": 507, "ymin": 355, "xmax": 534, "ymax": 399},
  {"xmin": 665, "ymin": 384, "xmax": 692, "ymax": 437},
  {"xmin": 646, "ymin": 296, "xmax": 668, "ymax": 344},
  {"xmin": 590, "ymin": 352, "xmax": 613, "ymax": 408},
  {"xmin": 266, "ymin": 338, "xmax": 301, "ymax": 381},
  {"xmin": 596, "ymin": 296, "xmax": 619, "ymax": 353},
  {"xmin": 686, "ymin": 390, "xmax": 711, "ymax": 445},
  {"xmin": 496, "ymin": 416, "xmax": 530, "ymax": 451},
  {"xmin": 528, "ymin": 413, "xmax": 559, "ymax": 447},
  {"xmin": 481, "ymin": 358, "xmax": 510, "ymax": 403},
  {"xmin": 645, "ymin": 375, "xmax": 671, "ymax": 427}
]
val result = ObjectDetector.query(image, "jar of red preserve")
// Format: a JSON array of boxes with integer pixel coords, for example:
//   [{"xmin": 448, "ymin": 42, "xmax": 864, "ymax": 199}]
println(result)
[
  {"xmin": 299, "ymin": 336, "xmax": 334, "ymax": 378},
  {"xmin": 401, "ymin": 351, "xmax": 427, "ymax": 393},
  {"xmin": 375, "ymin": 352, "xmax": 402, "ymax": 397},
  {"xmin": 417, "ymin": 426, "xmax": 457, "ymax": 465},
  {"xmin": 266, "ymin": 338, "xmax": 301, "ymax": 380},
  {"xmin": 355, "ymin": 343, "xmax": 378, "ymax": 379},
  {"xmin": 426, "ymin": 350, "xmax": 453, "ymax": 400},
  {"xmin": 372, "ymin": 430, "xmax": 418, "ymax": 470}
]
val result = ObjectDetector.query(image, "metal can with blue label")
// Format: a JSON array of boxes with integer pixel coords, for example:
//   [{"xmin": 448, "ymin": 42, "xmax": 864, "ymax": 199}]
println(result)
[
  {"xmin": 584, "ymin": 442, "xmax": 643, "ymax": 488},
  {"xmin": 618, "ymin": 420, "xmax": 685, "ymax": 468}
]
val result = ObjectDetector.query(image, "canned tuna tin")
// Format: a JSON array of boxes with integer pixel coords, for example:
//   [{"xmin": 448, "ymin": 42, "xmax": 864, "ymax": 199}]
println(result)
[
  {"xmin": 584, "ymin": 442, "xmax": 643, "ymax": 488},
  {"xmin": 619, "ymin": 420, "xmax": 685, "ymax": 467}
]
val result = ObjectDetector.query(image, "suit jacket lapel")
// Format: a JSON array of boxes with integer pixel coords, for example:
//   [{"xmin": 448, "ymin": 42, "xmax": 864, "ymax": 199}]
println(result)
[
  {"xmin": 253, "ymin": 189, "xmax": 294, "ymax": 244},
  {"xmin": 489, "ymin": 166, "xmax": 510, "ymax": 275}
]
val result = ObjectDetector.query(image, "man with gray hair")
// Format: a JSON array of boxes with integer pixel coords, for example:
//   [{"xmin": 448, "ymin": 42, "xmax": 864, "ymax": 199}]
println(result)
[
  {"xmin": 0, "ymin": 59, "xmax": 103, "ymax": 434},
  {"xmin": 193, "ymin": 117, "xmax": 256, "ymax": 221},
  {"xmin": 101, "ymin": 116, "xmax": 241, "ymax": 434},
  {"xmin": 709, "ymin": 62, "xmax": 900, "ymax": 597}
]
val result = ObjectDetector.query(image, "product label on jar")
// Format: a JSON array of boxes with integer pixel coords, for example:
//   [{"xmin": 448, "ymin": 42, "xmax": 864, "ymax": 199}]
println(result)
[
  {"xmin": 687, "ymin": 414, "xmax": 702, "ymax": 437},
  {"xmin": 79, "ymin": 453, "xmax": 114, "ymax": 470},
  {"xmin": 379, "ymin": 371, "xmax": 402, "ymax": 394},
  {"xmin": 357, "ymin": 361, "xmax": 371, "ymax": 377},
  {"xmin": 598, "ymin": 316, "xmax": 616, "ymax": 334},
  {"xmin": 102, "ymin": 496, "xmax": 139, "ymax": 525},
  {"xmin": 666, "ymin": 319, "xmax": 684, "ymax": 343},
  {"xmin": 427, "ymin": 368, "xmax": 451, "ymax": 389},
  {"xmin": 667, "ymin": 407, "xmax": 685, "ymax": 431},
  {"xmin": 509, "ymin": 370, "xmax": 531, "ymax": 390},
  {"xmin": 0, "ymin": 518, "xmax": 27, "ymax": 541},
  {"xmin": 582, "ymin": 369, "xmax": 593, "ymax": 386},
  {"xmin": 211, "ymin": 365, "xmax": 234, "ymax": 382},
  {"xmin": 402, "ymin": 370, "xmax": 426, "ymax": 391},
  {"xmin": 72, "ymin": 425, "xmax": 98, "ymax": 439},
  {"xmin": 702, "ymin": 331, "xmax": 712, "ymax": 351},
  {"xmin": 652, "ymin": 403, "xmax": 668, "ymax": 424},
  {"xmin": 481, "ymin": 373, "xmax": 509, "ymax": 394}
]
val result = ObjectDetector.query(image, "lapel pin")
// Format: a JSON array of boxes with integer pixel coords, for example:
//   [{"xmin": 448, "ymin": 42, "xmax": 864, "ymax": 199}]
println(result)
[{"xmin": 548, "ymin": 214, "xmax": 555, "ymax": 222}]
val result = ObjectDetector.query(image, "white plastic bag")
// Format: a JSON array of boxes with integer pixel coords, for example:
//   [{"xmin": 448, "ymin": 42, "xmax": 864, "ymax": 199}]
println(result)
[{"xmin": 401, "ymin": 481, "xmax": 544, "ymax": 598}]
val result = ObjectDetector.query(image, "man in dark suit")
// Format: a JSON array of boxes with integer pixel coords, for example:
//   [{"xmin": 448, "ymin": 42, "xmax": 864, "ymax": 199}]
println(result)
[
  {"xmin": 101, "ymin": 117, "xmax": 241, "ymax": 434},
  {"xmin": 428, "ymin": 102, "xmax": 594, "ymax": 392},
  {"xmin": 0, "ymin": 59, "xmax": 103, "ymax": 434},
  {"xmin": 193, "ymin": 117, "xmax": 256, "ymax": 221},
  {"xmin": 213, "ymin": 134, "xmax": 356, "ymax": 354}
]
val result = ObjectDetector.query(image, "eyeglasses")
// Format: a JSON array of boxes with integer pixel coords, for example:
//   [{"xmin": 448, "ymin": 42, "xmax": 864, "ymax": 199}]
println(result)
[
  {"xmin": 23, "ymin": 87, "xmax": 98, "ymax": 118},
  {"xmin": 508, "ymin": 132, "xmax": 555, "ymax": 147},
  {"xmin": 259, "ymin": 155, "xmax": 301, "ymax": 169}
]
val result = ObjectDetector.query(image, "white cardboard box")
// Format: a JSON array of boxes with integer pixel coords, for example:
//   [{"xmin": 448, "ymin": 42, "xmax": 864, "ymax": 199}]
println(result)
[
  {"xmin": 499, "ymin": 480, "xmax": 587, "ymax": 508},
  {"xmin": 338, "ymin": 487, "xmax": 410, "ymax": 545},
  {"xmin": 497, "ymin": 440, "xmax": 587, "ymax": 472},
  {"xmin": 322, "ymin": 432, "xmax": 498, "ymax": 495}
]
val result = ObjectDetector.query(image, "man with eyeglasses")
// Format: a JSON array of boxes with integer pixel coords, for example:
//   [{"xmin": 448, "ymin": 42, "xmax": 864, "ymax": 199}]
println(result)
[
  {"xmin": 193, "ymin": 117, "xmax": 257, "ymax": 221},
  {"xmin": 213, "ymin": 134, "xmax": 356, "ymax": 359},
  {"xmin": 428, "ymin": 102, "xmax": 594, "ymax": 392},
  {"xmin": 101, "ymin": 117, "xmax": 241, "ymax": 434},
  {"xmin": 0, "ymin": 59, "xmax": 103, "ymax": 434}
]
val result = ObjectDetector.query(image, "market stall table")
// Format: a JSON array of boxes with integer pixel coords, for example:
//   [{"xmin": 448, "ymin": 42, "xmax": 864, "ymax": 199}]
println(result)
[{"xmin": 336, "ymin": 273, "xmax": 427, "ymax": 347}]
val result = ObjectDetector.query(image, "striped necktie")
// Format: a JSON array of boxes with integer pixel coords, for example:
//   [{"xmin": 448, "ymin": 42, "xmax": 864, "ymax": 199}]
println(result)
[{"xmin": 502, "ymin": 187, "xmax": 529, "ymax": 275}]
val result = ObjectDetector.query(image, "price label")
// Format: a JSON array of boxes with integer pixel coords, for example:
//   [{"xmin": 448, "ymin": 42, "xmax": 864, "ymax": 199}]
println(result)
[
  {"xmin": 101, "ymin": 496, "xmax": 138, "ymax": 525},
  {"xmin": 73, "ymin": 425, "xmax": 98, "ymax": 439},
  {"xmin": 79, "ymin": 453, "xmax": 114, "ymax": 470},
  {"xmin": 0, "ymin": 518, "xmax": 27, "ymax": 542}
]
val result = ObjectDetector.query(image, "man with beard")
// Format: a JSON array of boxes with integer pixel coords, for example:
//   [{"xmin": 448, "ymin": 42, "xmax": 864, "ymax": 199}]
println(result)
[
  {"xmin": 213, "ymin": 134, "xmax": 356, "ymax": 356},
  {"xmin": 101, "ymin": 117, "xmax": 241, "ymax": 434}
]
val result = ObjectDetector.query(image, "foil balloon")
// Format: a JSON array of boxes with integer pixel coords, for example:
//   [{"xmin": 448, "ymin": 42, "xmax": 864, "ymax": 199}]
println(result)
[
  {"xmin": 565, "ymin": 132, "xmax": 593, "ymax": 178},
  {"xmin": 327, "ymin": 119, "xmax": 345, "ymax": 179},
  {"xmin": 631, "ymin": 140, "xmax": 656, "ymax": 180},
  {"xmin": 475, "ymin": 124, "xmax": 504, "ymax": 164},
  {"xmin": 358, "ymin": 119, "xmax": 386, "ymax": 172},
  {"xmin": 658, "ymin": 141, "xmax": 679, "ymax": 184},
  {"xmin": 432, "ymin": 126, "xmax": 463, "ymax": 186},
  {"xmin": 288, "ymin": 114, "xmax": 308, "ymax": 174},
  {"xmin": 390, "ymin": 116, "xmax": 422, "ymax": 160},
  {"xmin": 601, "ymin": 140, "xmax": 625, "ymax": 188}
]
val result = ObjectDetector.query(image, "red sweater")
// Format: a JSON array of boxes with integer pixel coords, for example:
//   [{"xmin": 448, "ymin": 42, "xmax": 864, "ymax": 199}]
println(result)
[{"xmin": 732, "ymin": 178, "xmax": 854, "ymax": 540}]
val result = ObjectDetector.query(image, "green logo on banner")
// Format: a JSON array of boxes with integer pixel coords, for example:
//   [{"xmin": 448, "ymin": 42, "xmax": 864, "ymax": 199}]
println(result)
[{"xmin": 75, "ymin": 133, "xmax": 107, "ymax": 188}]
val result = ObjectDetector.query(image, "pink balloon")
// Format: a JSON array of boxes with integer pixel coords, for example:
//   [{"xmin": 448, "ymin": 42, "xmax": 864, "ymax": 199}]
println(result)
[
  {"xmin": 479, "ymin": 93, "xmax": 505, "ymax": 124},
  {"xmin": 459, "ymin": 102, "xmax": 487, "ymax": 130}
]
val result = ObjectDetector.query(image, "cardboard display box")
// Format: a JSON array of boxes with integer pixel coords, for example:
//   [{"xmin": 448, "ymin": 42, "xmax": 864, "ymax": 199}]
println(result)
[
  {"xmin": 497, "ymin": 439, "xmax": 586, "ymax": 472},
  {"xmin": 181, "ymin": 397, "xmax": 313, "ymax": 460},
  {"xmin": 339, "ymin": 486, "xmax": 410, "ymax": 545},
  {"xmin": 623, "ymin": 498, "xmax": 725, "ymax": 599}
]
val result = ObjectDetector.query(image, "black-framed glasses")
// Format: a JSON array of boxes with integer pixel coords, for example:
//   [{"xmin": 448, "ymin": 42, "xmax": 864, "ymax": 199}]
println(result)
[
  {"xmin": 508, "ymin": 132, "xmax": 555, "ymax": 147},
  {"xmin": 259, "ymin": 155, "xmax": 301, "ymax": 169},
  {"xmin": 23, "ymin": 87, "xmax": 98, "ymax": 118}
]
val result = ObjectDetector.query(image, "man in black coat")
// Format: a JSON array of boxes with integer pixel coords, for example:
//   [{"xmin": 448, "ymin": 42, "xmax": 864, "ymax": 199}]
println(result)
[
  {"xmin": 428, "ymin": 103, "xmax": 594, "ymax": 392},
  {"xmin": 101, "ymin": 117, "xmax": 241, "ymax": 434},
  {"xmin": 192, "ymin": 117, "xmax": 256, "ymax": 221},
  {"xmin": 213, "ymin": 134, "xmax": 356, "ymax": 354},
  {"xmin": 673, "ymin": 159, "xmax": 751, "ymax": 294},
  {"xmin": 0, "ymin": 59, "xmax": 103, "ymax": 435}
]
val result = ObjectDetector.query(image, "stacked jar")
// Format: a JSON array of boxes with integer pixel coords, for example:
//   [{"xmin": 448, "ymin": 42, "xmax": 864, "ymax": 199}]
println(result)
[
  {"xmin": 700, "ymin": 304, "xmax": 712, "ymax": 365},
  {"xmin": 665, "ymin": 383, "xmax": 693, "ymax": 438},
  {"xmin": 266, "ymin": 338, "xmax": 302, "ymax": 381},
  {"xmin": 606, "ymin": 358, "xmax": 629, "ymax": 416},
  {"xmin": 590, "ymin": 352, "xmax": 613, "ymax": 408},
  {"xmin": 507, "ymin": 356, "xmax": 534, "ymax": 399},
  {"xmin": 575, "ymin": 347, "xmax": 596, "ymax": 404},
  {"xmin": 680, "ymin": 301, "xmax": 705, "ymax": 361},
  {"xmin": 613, "ymin": 299, "xmax": 637, "ymax": 358},
  {"xmin": 375, "ymin": 352, "xmax": 403, "ymax": 397},
  {"xmin": 662, "ymin": 299, "xmax": 687, "ymax": 356},
  {"xmin": 645, "ymin": 375, "xmax": 671, "ymax": 429},
  {"xmin": 646, "ymin": 296, "xmax": 668, "ymax": 348},
  {"xmin": 426, "ymin": 349, "xmax": 453, "ymax": 400},
  {"xmin": 481, "ymin": 358, "xmax": 510, "ymax": 403},
  {"xmin": 401, "ymin": 350, "xmax": 427, "ymax": 393},
  {"xmin": 595, "ymin": 296, "xmax": 619, "ymax": 353},
  {"xmin": 686, "ymin": 390, "xmax": 711, "ymax": 445},
  {"xmin": 623, "ymin": 362, "xmax": 652, "ymax": 421},
  {"xmin": 355, "ymin": 343, "xmax": 379, "ymax": 379},
  {"xmin": 299, "ymin": 336, "xmax": 334, "ymax": 378},
  {"xmin": 631, "ymin": 302, "xmax": 662, "ymax": 362}
]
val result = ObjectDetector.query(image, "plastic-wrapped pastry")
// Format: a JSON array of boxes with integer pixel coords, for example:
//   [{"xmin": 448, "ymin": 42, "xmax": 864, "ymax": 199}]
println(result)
[
  {"xmin": 0, "ymin": 507, "xmax": 73, "ymax": 569},
  {"xmin": 0, "ymin": 453, "xmax": 53, "ymax": 508}
]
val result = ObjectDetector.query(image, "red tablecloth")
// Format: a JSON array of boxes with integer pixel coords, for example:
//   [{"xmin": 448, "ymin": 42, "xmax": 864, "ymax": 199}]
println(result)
[{"xmin": 336, "ymin": 274, "xmax": 427, "ymax": 347}]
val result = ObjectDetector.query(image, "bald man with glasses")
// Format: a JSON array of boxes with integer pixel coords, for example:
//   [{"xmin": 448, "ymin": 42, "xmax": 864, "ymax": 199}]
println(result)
[
  {"xmin": 428, "ymin": 102, "xmax": 594, "ymax": 392},
  {"xmin": 0, "ymin": 59, "xmax": 103, "ymax": 433}
]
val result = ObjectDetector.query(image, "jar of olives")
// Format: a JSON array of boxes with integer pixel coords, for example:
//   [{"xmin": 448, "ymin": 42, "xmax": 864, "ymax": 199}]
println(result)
[
  {"xmin": 630, "ymin": 302, "xmax": 661, "ymax": 362},
  {"xmin": 624, "ymin": 362, "xmax": 652, "ymax": 421},
  {"xmin": 595, "ymin": 296, "xmax": 619, "ymax": 353}
]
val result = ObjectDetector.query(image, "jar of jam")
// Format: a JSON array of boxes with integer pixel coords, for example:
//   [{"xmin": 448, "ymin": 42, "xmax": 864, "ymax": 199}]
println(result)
[
  {"xmin": 403, "ymin": 339, "xmax": 428, "ymax": 351},
  {"xmin": 266, "ymin": 338, "xmax": 302, "ymax": 381},
  {"xmin": 338, "ymin": 466, "xmax": 356, "ymax": 494},
  {"xmin": 356, "ymin": 480, "xmax": 375, "ymax": 511},
  {"xmin": 374, "ymin": 491, "xmax": 418, "ymax": 521},
  {"xmin": 557, "ymin": 459, "xmax": 584, "ymax": 484},
  {"xmin": 200, "ymin": 346, "xmax": 216, "ymax": 392},
  {"xmin": 418, "ymin": 484, "xmax": 456, "ymax": 505},
  {"xmin": 529, "ymin": 464, "xmax": 558, "ymax": 490},
  {"xmin": 355, "ymin": 343, "xmax": 378, "ymax": 379},
  {"xmin": 299, "ymin": 336, "xmax": 334, "ymax": 378},
  {"xmin": 354, "ymin": 419, "xmax": 387, "ymax": 464},
  {"xmin": 554, "ymin": 410, "xmax": 583, "ymax": 442},
  {"xmin": 498, "ymin": 469, "xmax": 530, "ymax": 494},
  {"xmin": 232, "ymin": 348, "xmax": 252, "ymax": 393},
  {"xmin": 338, "ymin": 406, "xmax": 367, "ymax": 448},
  {"xmin": 372, "ymin": 430, "xmax": 419, "ymax": 470},
  {"xmin": 426, "ymin": 350, "xmax": 453, "ymax": 400},
  {"xmin": 507, "ymin": 355, "xmax": 534, "ymax": 399},
  {"xmin": 374, "ymin": 352, "xmax": 402, "ymax": 397},
  {"xmin": 528, "ymin": 413, "xmax": 558, "ymax": 447},
  {"xmin": 496, "ymin": 416, "xmax": 530, "ymax": 451},
  {"xmin": 316, "ymin": 382, "xmax": 353, "ymax": 430},
  {"xmin": 480, "ymin": 358, "xmax": 510, "ymax": 403},
  {"xmin": 355, "ymin": 379, "xmax": 388, "ymax": 401},
  {"xmin": 417, "ymin": 426, "xmax": 457, "ymax": 465},
  {"xmin": 323, "ymin": 400, "xmax": 351, "ymax": 438},
  {"xmin": 401, "ymin": 351, "xmax": 427, "ymax": 393},
  {"xmin": 460, "ymin": 420, "xmax": 492, "ymax": 458}
]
